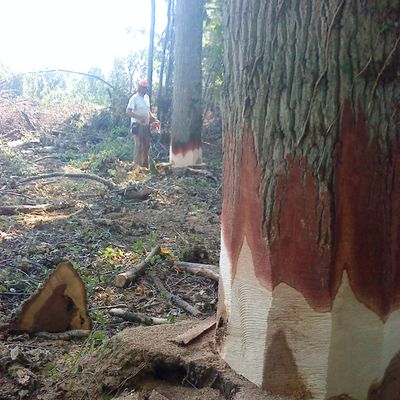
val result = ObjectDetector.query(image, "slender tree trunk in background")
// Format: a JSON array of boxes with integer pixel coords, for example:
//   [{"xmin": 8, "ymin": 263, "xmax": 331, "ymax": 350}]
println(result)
[
  {"xmin": 147, "ymin": 0, "xmax": 156, "ymax": 95},
  {"xmin": 165, "ymin": 0, "xmax": 175, "ymax": 101},
  {"xmin": 157, "ymin": 0, "xmax": 173, "ymax": 126},
  {"xmin": 217, "ymin": 1, "xmax": 400, "ymax": 399},
  {"xmin": 170, "ymin": 0, "xmax": 204, "ymax": 167}
]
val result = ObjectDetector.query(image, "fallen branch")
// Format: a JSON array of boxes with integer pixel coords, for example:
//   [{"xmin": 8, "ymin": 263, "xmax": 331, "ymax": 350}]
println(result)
[
  {"xmin": 109, "ymin": 308, "xmax": 168, "ymax": 325},
  {"xmin": 115, "ymin": 186, "xmax": 152, "ymax": 200},
  {"xmin": 0, "ymin": 204, "xmax": 56, "ymax": 216},
  {"xmin": 34, "ymin": 329, "xmax": 90, "ymax": 340},
  {"xmin": 16, "ymin": 172, "xmax": 117, "ymax": 190},
  {"xmin": 151, "ymin": 274, "xmax": 201, "ymax": 316},
  {"xmin": 174, "ymin": 261, "xmax": 219, "ymax": 281},
  {"xmin": 115, "ymin": 245, "xmax": 161, "ymax": 288},
  {"xmin": 185, "ymin": 167, "xmax": 218, "ymax": 183},
  {"xmin": 34, "ymin": 155, "xmax": 59, "ymax": 163},
  {"xmin": 171, "ymin": 315, "xmax": 216, "ymax": 346}
]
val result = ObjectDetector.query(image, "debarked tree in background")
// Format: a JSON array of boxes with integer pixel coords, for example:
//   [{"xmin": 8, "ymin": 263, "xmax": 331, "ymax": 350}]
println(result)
[{"xmin": 217, "ymin": 0, "xmax": 400, "ymax": 399}]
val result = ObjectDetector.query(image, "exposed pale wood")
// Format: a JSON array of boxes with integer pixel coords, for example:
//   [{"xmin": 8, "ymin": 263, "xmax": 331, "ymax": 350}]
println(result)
[
  {"xmin": 10, "ymin": 261, "xmax": 92, "ymax": 333},
  {"xmin": 171, "ymin": 315, "xmax": 216, "ymax": 346},
  {"xmin": 174, "ymin": 261, "xmax": 219, "ymax": 281},
  {"xmin": 151, "ymin": 274, "xmax": 201, "ymax": 316},
  {"xmin": 17, "ymin": 172, "xmax": 117, "ymax": 189},
  {"xmin": 34, "ymin": 329, "xmax": 90, "ymax": 340},
  {"xmin": 115, "ymin": 245, "xmax": 161, "ymax": 288},
  {"xmin": 109, "ymin": 308, "xmax": 168, "ymax": 325}
]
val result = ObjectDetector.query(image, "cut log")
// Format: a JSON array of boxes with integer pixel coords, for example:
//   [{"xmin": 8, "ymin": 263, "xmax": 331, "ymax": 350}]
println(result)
[
  {"xmin": 174, "ymin": 261, "xmax": 219, "ymax": 281},
  {"xmin": 151, "ymin": 274, "xmax": 201, "ymax": 316},
  {"xmin": 109, "ymin": 308, "xmax": 168, "ymax": 325},
  {"xmin": 115, "ymin": 245, "xmax": 161, "ymax": 288},
  {"xmin": 9, "ymin": 261, "xmax": 92, "ymax": 333}
]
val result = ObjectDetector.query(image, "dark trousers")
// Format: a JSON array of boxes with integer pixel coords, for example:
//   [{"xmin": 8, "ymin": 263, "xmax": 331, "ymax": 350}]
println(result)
[{"xmin": 133, "ymin": 124, "xmax": 150, "ymax": 167}]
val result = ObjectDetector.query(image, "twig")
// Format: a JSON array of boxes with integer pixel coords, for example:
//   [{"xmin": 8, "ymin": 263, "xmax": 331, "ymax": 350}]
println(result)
[
  {"xmin": 174, "ymin": 261, "xmax": 219, "ymax": 281},
  {"xmin": 16, "ymin": 172, "xmax": 117, "ymax": 190},
  {"xmin": 109, "ymin": 308, "xmax": 168, "ymax": 325},
  {"xmin": 0, "ymin": 204, "xmax": 56, "ymax": 216},
  {"xmin": 34, "ymin": 155, "xmax": 59, "ymax": 163},
  {"xmin": 90, "ymin": 304, "xmax": 128, "ymax": 311},
  {"xmin": 150, "ymin": 274, "xmax": 201, "ymax": 316},
  {"xmin": 115, "ymin": 245, "xmax": 161, "ymax": 288},
  {"xmin": 34, "ymin": 329, "xmax": 90, "ymax": 340}
]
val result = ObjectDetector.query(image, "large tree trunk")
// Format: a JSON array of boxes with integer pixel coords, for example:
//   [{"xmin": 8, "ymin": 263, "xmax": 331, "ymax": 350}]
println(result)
[
  {"xmin": 217, "ymin": 1, "xmax": 400, "ymax": 399},
  {"xmin": 170, "ymin": 0, "xmax": 204, "ymax": 167}
]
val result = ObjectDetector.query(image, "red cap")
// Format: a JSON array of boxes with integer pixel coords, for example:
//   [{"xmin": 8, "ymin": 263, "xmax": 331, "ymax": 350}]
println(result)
[{"xmin": 138, "ymin": 80, "xmax": 149, "ymax": 88}]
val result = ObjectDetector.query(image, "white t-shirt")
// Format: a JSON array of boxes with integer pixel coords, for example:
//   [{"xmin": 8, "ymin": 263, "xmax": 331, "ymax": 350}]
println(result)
[{"xmin": 127, "ymin": 93, "xmax": 150, "ymax": 125}]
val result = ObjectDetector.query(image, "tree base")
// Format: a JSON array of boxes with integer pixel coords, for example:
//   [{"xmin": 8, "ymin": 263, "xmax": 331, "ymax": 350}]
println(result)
[{"xmin": 56, "ymin": 321, "xmax": 282, "ymax": 400}]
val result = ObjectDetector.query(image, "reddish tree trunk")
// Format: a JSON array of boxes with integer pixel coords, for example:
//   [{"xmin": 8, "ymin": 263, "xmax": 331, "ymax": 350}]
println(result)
[{"xmin": 217, "ymin": 1, "xmax": 400, "ymax": 399}]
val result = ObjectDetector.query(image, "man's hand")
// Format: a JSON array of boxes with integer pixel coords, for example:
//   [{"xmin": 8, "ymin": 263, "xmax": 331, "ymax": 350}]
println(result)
[{"xmin": 151, "ymin": 120, "xmax": 160, "ymax": 131}]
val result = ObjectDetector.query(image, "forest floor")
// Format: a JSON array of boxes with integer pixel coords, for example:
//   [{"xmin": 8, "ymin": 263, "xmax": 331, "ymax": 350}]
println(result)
[{"xmin": 0, "ymin": 95, "xmax": 230, "ymax": 400}]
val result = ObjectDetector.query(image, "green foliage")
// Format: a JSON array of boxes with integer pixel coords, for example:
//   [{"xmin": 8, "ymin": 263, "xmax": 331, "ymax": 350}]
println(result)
[
  {"xmin": 203, "ymin": 0, "xmax": 223, "ymax": 106},
  {"xmin": 74, "ymin": 137, "xmax": 132, "ymax": 174},
  {"xmin": 0, "ymin": 145, "xmax": 33, "ymax": 177}
]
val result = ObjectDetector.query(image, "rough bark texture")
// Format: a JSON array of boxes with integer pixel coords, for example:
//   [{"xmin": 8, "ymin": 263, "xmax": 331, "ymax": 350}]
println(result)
[
  {"xmin": 170, "ymin": 0, "xmax": 204, "ymax": 167},
  {"xmin": 217, "ymin": 1, "xmax": 400, "ymax": 399}
]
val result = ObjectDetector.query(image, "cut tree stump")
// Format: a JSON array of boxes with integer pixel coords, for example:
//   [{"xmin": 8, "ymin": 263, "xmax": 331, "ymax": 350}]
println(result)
[
  {"xmin": 9, "ymin": 261, "xmax": 92, "ymax": 333},
  {"xmin": 115, "ymin": 245, "xmax": 161, "ymax": 288},
  {"xmin": 174, "ymin": 261, "xmax": 219, "ymax": 281},
  {"xmin": 57, "ymin": 321, "xmax": 277, "ymax": 400}
]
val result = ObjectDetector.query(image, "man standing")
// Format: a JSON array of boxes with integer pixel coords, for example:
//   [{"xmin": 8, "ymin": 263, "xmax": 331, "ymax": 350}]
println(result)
[{"xmin": 126, "ymin": 80, "xmax": 158, "ymax": 167}]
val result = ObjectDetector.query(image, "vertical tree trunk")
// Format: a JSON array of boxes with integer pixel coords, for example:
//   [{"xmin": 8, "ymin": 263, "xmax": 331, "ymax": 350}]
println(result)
[
  {"xmin": 217, "ymin": 1, "xmax": 400, "ymax": 399},
  {"xmin": 170, "ymin": 0, "xmax": 204, "ymax": 167},
  {"xmin": 157, "ymin": 0, "xmax": 173, "ymax": 126},
  {"xmin": 147, "ymin": 0, "xmax": 156, "ymax": 95}
]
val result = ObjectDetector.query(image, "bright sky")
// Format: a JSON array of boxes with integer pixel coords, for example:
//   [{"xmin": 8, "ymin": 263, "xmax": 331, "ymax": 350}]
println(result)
[{"xmin": 0, "ymin": 0, "xmax": 166, "ymax": 74}]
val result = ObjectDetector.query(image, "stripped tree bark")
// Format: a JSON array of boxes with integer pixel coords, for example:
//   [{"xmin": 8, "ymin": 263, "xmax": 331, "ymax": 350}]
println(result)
[{"xmin": 217, "ymin": 1, "xmax": 400, "ymax": 399}]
